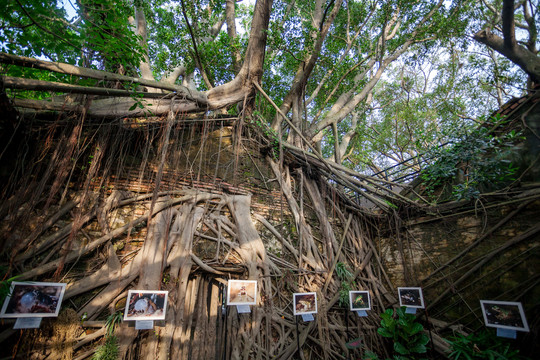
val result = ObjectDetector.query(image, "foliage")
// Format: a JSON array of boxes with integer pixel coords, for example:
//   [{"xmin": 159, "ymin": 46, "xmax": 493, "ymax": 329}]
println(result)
[
  {"xmin": 250, "ymin": 112, "xmax": 280, "ymax": 159},
  {"xmin": 1, "ymin": 1, "xmax": 144, "ymax": 70},
  {"xmin": 377, "ymin": 307, "xmax": 430, "ymax": 358},
  {"xmin": 105, "ymin": 311, "xmax": 123, "ymax": 336},
  {"xmin": 420, "ymin": 115, "xmax": 521, "ymax": 201},
  {"xmin": 336, "ymin": 262, "xmax": 354, "ymax": 308},
  {"xmin": 91, "ymin": 311, "xmax": 122, "ymax": 360},
  {"xmin": 92, "ymin": 336, "xmax": 119, "ymax": 360},
  {"xmin": 446, "ymin": 330, "xmax": 528, "ymax": 360}
]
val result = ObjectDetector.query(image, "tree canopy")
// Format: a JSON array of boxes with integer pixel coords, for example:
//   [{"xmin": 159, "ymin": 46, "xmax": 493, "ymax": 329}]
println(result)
[{"xmin": 1, "ymin": 0, "xmax": 538, "ymax": 176}]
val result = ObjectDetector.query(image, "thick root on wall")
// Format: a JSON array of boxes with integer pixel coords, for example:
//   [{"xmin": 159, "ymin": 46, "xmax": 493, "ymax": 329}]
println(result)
[{"xmin": 1, "ymin": 184, "xmax": 391, "ymax": 359}]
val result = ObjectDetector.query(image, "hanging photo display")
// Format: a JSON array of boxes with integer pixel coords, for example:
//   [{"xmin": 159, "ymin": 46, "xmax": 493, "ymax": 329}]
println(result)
[
  {"xmin": 0, "ymin": 282, "xmax": 66, "ymax": 318},
  {"xmin": 349, "ymin": 290, "xmax": 371, "ymax": 311},
  {"xmin": 293, "ymin": 292, "xmax": 317, "ymax": 315},
  {"xmin": 227, "ymin": 280, "xmax": 257, "ymax": 306},
  {"xmin": 480, "ymin": 300, "xmax": 529, "ymax": 332},
  {"xmin": 397, "ymin": 287, "xmax": 425, "ymax": 308},
  {"xmin": 123, "ymin": 290, "xmax": 168, "ymax": 321}
]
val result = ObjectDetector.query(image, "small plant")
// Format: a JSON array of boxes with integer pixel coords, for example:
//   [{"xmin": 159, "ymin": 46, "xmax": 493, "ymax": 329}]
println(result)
[
  {"xmin": 250, "ymin": 114, "xmax": 281, "ymax": 159},
  {"xmin": 377, "ymin": 307, "xmax": 429, "ymax": 358},
  {"xmin": 336, "ymin": 262, "xmax": 354, "ymax": 308},
  {"xmin": 92, "ymin": 311, "xmax": 123, "ymax": 360},
  {"xmin": 105, "ymin": 311, "xmax": 123, "ymax": 336},
  {"xmin": 446, "ymin": 330, "xmax": 526, "ymax": 360},
  {"xmin": 92, "ymin": 336, "xmax": 119, "ymax": 360}
]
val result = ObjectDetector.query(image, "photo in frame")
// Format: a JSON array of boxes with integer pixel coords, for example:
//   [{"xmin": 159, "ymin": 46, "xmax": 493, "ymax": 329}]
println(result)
[
  {"xmin": 123, "ymin": 290, "xmax": 168, "ymax": 321},
  {"xmin": 398, "ymin": 287, "xmax": 425, "ymax": 308},
  {"xmin": 480, "ymin": 300, "xmax": 529, "ymax": 332},
  {"xmin": 227, "ymin": 280, "xmax": 257, "ymax": 306},
  {"xmin": 293, "ymin": 292, "xmax": 317, "ymax": 315},
  {"xmin": 0, "ymin": 282, "xmax": 66, "ymax": 318},
  {"xmin": 349, "ymin": 291, "xmax": 371, "ymax": 311}
]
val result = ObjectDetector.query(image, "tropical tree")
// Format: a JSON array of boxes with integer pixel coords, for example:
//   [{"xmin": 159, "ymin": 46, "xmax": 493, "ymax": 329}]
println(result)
[
  {"xmin": 3, "ymin": 0, "xmax": 533, "ymax": 171},
  {"xmin": 1, "ymin": 1, "xmax": 538, "ymax": 359}
]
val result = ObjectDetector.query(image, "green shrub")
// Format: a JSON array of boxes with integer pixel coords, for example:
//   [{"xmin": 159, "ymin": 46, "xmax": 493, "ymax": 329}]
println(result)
[
  {"xmin": 446, "ymin": 330, "xmax": 528, "ymax": 360},
  {"xmin": 377, "ymin": 307, "xmax": 429, "ymax": 358},
  {"xmin": 421, "ymin": 115, "xmax": 521, "ymax": 201}
]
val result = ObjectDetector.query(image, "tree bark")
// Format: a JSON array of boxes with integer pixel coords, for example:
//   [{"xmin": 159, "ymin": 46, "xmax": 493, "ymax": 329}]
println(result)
[{"xmin": 226, "ymin": 0, "xmax": 242, "ymax": 74}]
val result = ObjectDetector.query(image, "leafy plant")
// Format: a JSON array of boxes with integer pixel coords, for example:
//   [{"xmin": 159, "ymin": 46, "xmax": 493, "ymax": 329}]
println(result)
[
  {"xmin": 336, "ymin": 262, "xmax": 354, "ymax": 308},
  {"xmin": 446, "ymin": 330, "xmax": 527, "ymax": 360},
  {"xmin": 91, "ymin": 311, "xmax": 123, "ymax": 360},
  {"xmin": 250, "ymin": 113, "xmax": 281, "ymax": 159},
  {"xmin": 105, "ymin": 311, "xmax": 123, "ymax": 336},
  {"xmin": 92, "ymin": 336, "xmax": 119, "ymax": 360},
  {"xmin": 377, "ymin": 307, "xmax": 429, "ymax": 358},
  {"xmin": 421, "ymin": 115, "xmax": 521, "ymax": 201}
]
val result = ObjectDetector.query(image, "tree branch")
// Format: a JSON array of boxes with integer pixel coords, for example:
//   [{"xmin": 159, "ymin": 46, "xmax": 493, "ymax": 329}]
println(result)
[
  {"xmin": 134, "ymin": 6, "xmax": 156, "ymax": 84},
  {"xmin": 474, "ymin": 0, "xmax": 540, "ymax": 83},
  {"xmin": 180, "ymin": 0, "xmax": 214, "ymax": 89},
  {"xmin": 0, "ymin": 52, "xmax": 207, "ymax": 103},
  {"xmin": 502, "ymin": 0, "xmax": 517, "ymax": 49},
  {"xmin": 226, "ymin": 0, "xmax": 242, "ymax": 74}
]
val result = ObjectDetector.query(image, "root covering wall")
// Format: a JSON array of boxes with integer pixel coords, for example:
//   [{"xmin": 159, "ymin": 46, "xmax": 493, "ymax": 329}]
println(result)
[
  {"xmin": 0, "ymin": 118, "xmax": 394, "ymax": 360},
  {"xmin": 1, "ymin": 108, "xmax": 538, "ymax": 359}
]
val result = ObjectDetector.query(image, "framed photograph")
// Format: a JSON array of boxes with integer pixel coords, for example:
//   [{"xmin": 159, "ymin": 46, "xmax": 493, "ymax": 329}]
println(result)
[
  {"xmin": 398, "ymin": 287, "xmax": 425, "ymax": 308},
  {"xmin": 293, "ymin": 292, "xmax": 317, "ymax": 315},
  {"xmin": 349, "ymin": 291, "xmax": 371, "ymax": 311},
  {"xmin": 0, "ymin": 282, "xmax": 66, "ymax": 318},
  {"xmin": 480, "ymin": 300, "xmax": 529, "ymax": 332},
  {"xmin": 123, "ymin": 290, "xmax": 168, "ymax": 321},
  {"xmin": 227, "ymin": 280, "xmax": 257, "ymax": 306}
]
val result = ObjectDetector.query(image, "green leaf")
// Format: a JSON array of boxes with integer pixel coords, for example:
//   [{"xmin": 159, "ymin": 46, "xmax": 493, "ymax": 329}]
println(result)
[
  {"xmin": 418, "ymin": 334, "xmax": 430, "ymax": 346},
  {"xmin": 394, "ymin": 342, "xmax": 410, "ymax": 355},
  {"xmin": 409, "ymin": 322, "xmax": 423, "ymax": 336},
  {"xmin": 409, "ymin": 343, "xmax": 427, "ymax": 354},
  {"xmin": 377, "ymin": 328, "xmax": 394, "ymax": 338}
]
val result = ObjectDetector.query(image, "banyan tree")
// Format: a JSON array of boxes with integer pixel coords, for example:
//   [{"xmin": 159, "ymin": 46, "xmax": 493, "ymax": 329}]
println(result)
[{"xmin": 0, "ymin": 0, "xmax": 539, "ymax": 359}]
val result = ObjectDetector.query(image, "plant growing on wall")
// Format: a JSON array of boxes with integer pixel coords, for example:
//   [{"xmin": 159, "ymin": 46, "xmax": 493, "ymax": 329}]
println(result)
[
  {"xmin": 421, "ymin": 115, "xmax": 521, "ymax": 201},
  {"xmin": 377, "ymin": 307, "xmax": 430, "ymax": 358},
  {"xmin": 336, "ymin": 262, "xmax": 354, "ymax": 308}
]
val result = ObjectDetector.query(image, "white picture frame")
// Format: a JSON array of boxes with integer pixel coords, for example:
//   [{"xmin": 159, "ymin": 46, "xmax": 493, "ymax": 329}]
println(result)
[
  {"xmin": 349, "ymin": 290, "xmax": 371, "ymax": 311},
  {"xmin": 293, "ymin": 292, "xmax": 317, "ymax": 315},
  {"xmin": 480, "ymin": 300, "xmax": 529, "ymax": 332},
  {"xmin": 398, "ymin": 287, "xmax": 425, "ymax": 309},
  {"xmin": 227, "ymin": 280, "xmax": 257, "ymax": 306},
  {"xmin": 0, "ymin": 282, "xmax": 66, "ymax": 318},
  {"xmin": 123, "ymin": 290, "xmax": 169, "ymax": 321}
]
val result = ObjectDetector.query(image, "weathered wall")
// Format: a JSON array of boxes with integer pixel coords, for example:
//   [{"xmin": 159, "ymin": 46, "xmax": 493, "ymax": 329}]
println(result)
[{"xmin": 379, "ymin": 194, "xmax": 540, "ymax": 351}]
